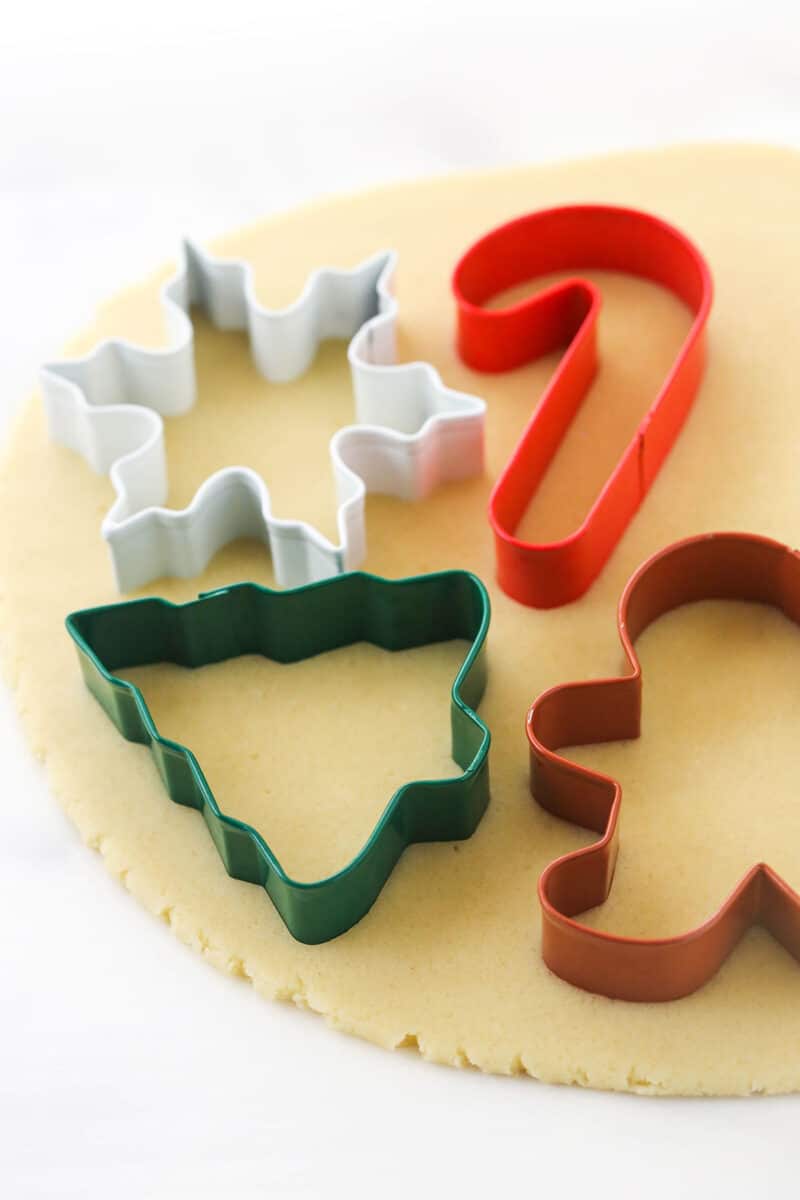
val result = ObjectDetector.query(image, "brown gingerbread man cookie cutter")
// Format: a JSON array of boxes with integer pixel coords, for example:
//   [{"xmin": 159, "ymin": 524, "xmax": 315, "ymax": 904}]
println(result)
[{"xmin": 527, "ymin": 531, "xmax": 800, "ymax": 1001}]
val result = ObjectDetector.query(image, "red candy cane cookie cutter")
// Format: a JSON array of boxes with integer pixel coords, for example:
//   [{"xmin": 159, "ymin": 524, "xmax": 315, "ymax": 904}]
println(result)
[
  {"xmin": 527, "ymin": 532, "xmax": 800, "ymax": 1001},
  {"xmin": 453, "ymin": 205, "xmax": 713, "ymax": 608}
]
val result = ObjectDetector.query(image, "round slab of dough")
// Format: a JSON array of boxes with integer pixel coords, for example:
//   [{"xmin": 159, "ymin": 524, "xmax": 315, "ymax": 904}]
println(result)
[{"xmin": 5, "ymin": 145, "xmax": 800, "ymax": 1096}]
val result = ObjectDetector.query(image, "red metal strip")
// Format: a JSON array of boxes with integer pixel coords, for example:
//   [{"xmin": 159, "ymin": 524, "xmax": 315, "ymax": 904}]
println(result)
[{"xmin": 453, "ymin": 205, "xmax": 713, "ymax": 607}]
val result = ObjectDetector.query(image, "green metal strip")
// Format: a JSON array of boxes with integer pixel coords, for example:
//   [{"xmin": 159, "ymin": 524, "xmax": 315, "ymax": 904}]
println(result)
[{"xmin": 66, "ymin": 570, "xmax": 491, "ymax": 943}]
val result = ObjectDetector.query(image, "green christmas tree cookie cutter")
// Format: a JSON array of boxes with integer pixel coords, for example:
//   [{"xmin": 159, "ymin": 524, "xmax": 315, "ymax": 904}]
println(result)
[{"xmin": 66, "ymin": 570, "xmax": 491, "ymax": 943}]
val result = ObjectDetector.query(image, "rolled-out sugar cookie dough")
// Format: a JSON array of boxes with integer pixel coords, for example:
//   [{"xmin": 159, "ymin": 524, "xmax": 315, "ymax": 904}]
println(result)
[{"xmin": 4, "ymin": 144, "xmax": 800, "ymax": 1096}]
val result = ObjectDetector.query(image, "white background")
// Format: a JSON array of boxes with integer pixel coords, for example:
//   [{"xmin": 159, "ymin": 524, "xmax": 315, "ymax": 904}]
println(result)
[{"xmin": 2, "ymin": 2, "xmax": 799, "ymax": 1195}]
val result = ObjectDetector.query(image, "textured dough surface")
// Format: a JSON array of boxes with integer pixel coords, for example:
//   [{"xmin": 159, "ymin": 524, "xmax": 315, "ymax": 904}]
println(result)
[{"xmin": 4, "ymin": 145, "xmax": 800, "ymax": 1096}]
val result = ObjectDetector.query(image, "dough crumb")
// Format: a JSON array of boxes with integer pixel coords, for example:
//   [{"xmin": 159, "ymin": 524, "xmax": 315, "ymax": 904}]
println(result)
[{"xmin": 396, "ymin": 1033, "xmax": 420, "ymax": 1052}]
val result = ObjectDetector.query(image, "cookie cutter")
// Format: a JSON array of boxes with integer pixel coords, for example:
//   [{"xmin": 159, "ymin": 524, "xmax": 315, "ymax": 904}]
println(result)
[
  {"xmin": 43, "ymin": 239, "xmax": 485, "ymax": 592},
  {"xmin": 66, "ymin": 568, "xmax": 491, "ymax": 943},
  {"xmin": 527, "ymin": 531, "xmax": 800, "ymax": 1001},
  {"xmin": 453, "ymin": 205, "xmax": 713, "ymax": 608}
]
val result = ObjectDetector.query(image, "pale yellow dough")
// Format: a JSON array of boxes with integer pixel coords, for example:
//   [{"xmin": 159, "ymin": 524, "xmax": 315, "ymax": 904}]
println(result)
[{"xmin": 5, "ymin": 144, "xmax": 800, "ymax": 1096}]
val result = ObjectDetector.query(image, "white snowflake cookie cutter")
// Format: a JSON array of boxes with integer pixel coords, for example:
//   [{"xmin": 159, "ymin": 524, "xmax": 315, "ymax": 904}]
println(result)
[{"xmin": 41, "ymin": 240, "xmax": 486, "ymax": 591}]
